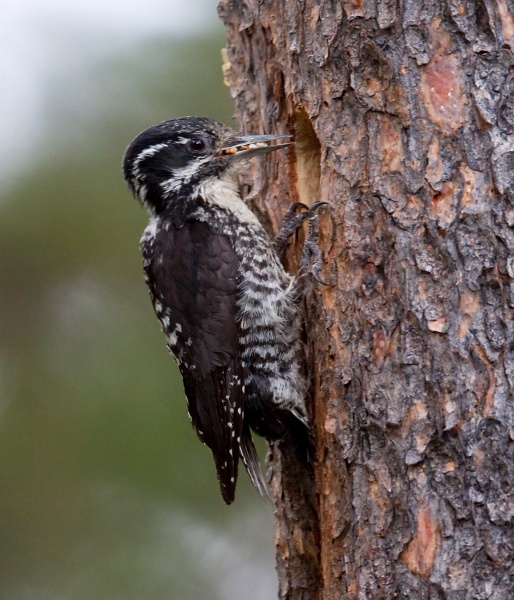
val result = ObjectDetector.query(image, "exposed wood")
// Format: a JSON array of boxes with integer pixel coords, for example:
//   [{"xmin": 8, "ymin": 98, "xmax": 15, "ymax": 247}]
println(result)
[{"xmin": 219, "ymin": 1, "xmax": 514, "ymax": 598}]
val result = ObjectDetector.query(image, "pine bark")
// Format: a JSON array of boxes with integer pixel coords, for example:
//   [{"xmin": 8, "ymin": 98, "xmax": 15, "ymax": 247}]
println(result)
[{"xmin": 219, "ymin": 1, "xmax": 514, "ymax": 598}]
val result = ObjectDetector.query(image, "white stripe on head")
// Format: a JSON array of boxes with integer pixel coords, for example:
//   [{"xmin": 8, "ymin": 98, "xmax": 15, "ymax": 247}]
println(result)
[{"xmin": 131, "ymin": 143, "xmax": 169, "ymax": 178}]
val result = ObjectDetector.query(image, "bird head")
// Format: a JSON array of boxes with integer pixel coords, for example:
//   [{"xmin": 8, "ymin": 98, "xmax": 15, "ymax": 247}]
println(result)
[{"xmin": 123, "ymin": 116, "xmax": 291, "ymax": 216}]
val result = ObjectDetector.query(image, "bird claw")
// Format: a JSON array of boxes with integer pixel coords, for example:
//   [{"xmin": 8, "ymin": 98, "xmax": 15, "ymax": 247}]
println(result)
[
  {"xmin": 299, "ymin": 202, "xmax": 330, "ymax": 286},
  {"xmin": 273, "ymin": 202, "xmax": 310, "ymax": 257},
  {"xmin": 275, "ymin": 201, "xmax": 330, "ymax": 285}
]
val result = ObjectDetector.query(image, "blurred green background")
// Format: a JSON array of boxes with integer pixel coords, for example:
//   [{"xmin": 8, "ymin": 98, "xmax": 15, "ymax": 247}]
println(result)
[{"xmin": 0, "ymin": 5, "xmax": 275, "ymax": 599}]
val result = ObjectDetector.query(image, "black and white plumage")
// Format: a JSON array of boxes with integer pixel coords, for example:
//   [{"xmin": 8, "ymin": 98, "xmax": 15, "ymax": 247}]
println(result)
[{"xmin": 123, "ymin": 116, "xmax": 315, "ymax": 504}]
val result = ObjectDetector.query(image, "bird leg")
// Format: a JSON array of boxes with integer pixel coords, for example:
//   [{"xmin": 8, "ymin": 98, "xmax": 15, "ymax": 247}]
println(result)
[
  {"xmin": 298, "ymin": 202, "xmax": 329, "ymax": 286},
  {"xmin": 273, "ymin": 202, "xmax": 310, "ymax": 257}
]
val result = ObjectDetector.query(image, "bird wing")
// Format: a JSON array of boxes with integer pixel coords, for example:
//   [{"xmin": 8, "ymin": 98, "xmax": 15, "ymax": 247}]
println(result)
[{"xmin": 145, "ymin": 219, "xmax": 265, "ymax": 503}]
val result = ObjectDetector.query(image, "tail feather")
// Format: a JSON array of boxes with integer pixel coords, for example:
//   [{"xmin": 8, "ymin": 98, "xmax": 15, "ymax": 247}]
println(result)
[{"xmin": 240, "ymin": 425, "xmax": 270, "ymax": 501}]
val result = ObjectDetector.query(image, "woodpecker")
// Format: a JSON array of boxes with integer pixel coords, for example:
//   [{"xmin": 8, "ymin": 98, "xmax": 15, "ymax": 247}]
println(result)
[{"xmin": 123, "ymin": 116, "xmax": 323, "ymax": 504}]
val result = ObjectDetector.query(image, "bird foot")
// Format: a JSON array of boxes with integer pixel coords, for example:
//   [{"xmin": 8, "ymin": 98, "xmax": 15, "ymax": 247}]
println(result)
[
  {"xmin": 273, "ymin": 202, "xmax": 310, "ymax": 257},
  {"xmin": 299, "ymin": 202, "xmax": 330, "ymax": 286}
]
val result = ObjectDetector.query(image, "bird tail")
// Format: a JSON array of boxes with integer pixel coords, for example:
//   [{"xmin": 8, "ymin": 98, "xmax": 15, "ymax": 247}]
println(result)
[{"xmin": 240, "ymin": 424, "xmax": 270, "ymax": 502}]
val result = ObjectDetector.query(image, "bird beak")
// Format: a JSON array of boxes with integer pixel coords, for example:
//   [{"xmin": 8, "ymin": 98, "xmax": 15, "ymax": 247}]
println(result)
[{"xmin": 217, "ymin": 134, "xmax": 293, "ymax": 161}]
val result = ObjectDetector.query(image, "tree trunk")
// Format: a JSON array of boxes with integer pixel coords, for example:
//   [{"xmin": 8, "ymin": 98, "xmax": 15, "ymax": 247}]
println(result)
[{"xmin": 218, "ymin": 1, "xmax": 514, "ymax": 598}]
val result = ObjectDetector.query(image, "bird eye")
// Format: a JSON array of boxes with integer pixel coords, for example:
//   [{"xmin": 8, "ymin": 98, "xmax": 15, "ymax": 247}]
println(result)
[{"xmin": 187, "ymin": 137, "xmax": 208, "ymax": 153}]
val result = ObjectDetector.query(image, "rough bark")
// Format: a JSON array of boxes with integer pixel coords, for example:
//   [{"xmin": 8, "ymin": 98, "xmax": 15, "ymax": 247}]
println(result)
[{"xmin": 218, "ymin": 1, "xmax": 514, "ymax": 598}]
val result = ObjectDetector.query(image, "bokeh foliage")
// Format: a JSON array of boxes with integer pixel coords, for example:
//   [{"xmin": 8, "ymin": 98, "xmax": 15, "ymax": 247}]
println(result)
[{"xmin": 0, "ymin": 33, "xmax": 275, "ymax": 600}]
